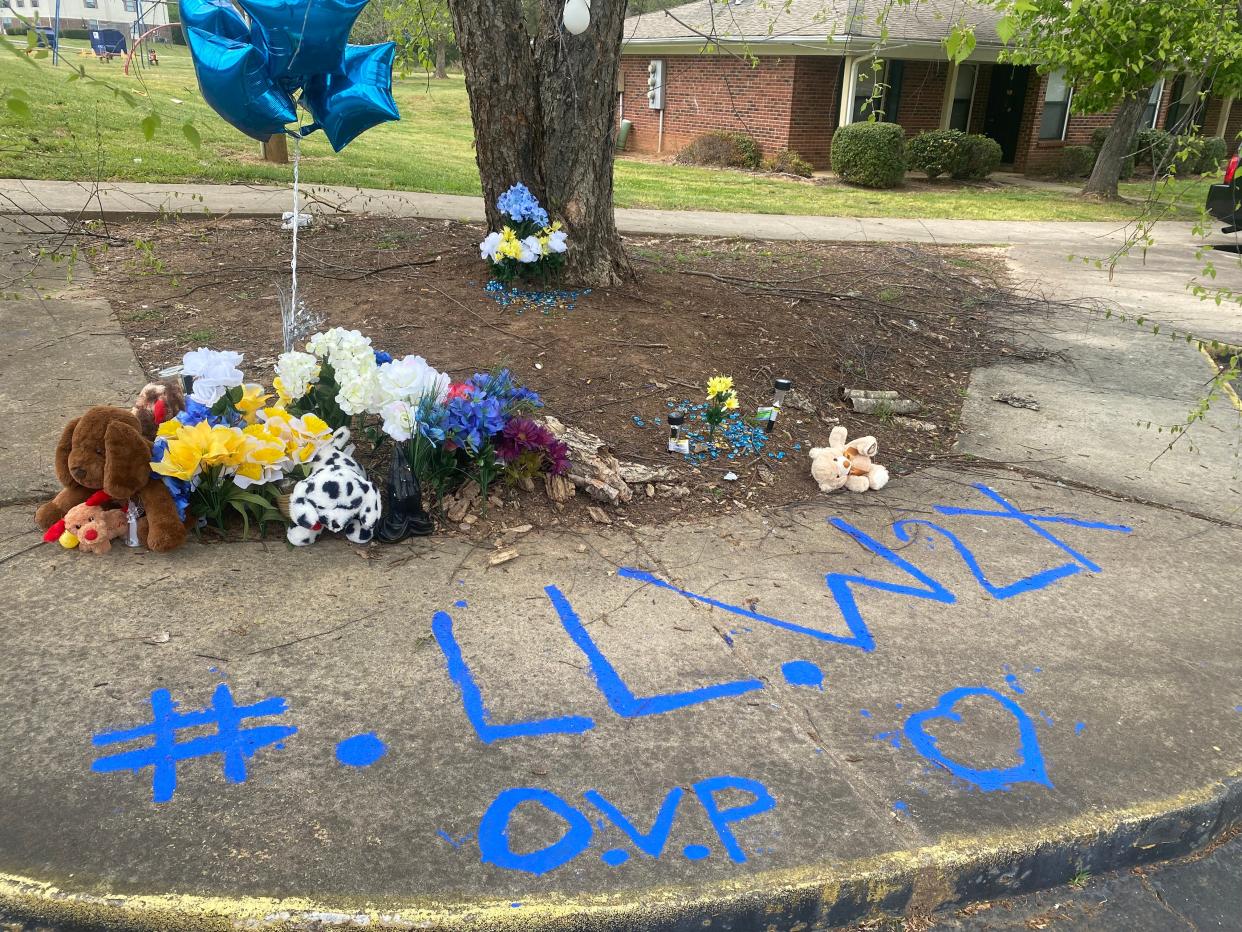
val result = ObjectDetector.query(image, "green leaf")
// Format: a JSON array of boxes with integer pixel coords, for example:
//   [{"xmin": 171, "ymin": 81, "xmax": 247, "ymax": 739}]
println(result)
[
  {"xmin": 996, "ymin": 15, "xmax": 1017, "ymax": 44},
  {"xmin": 182, "ymin": 121, "xmax": 202, "ymax": 150},
  {"xmin": 230, "ymin": 490, "xmax": 275, "ymax": 510},
  {"xmin": 229, "ymin": 499, "xmax": 251, "ymax": 540},
  {"xmin": 5, "ymin": 97, "xmax": 30, "ymax": 118},
  {"xmin": 944, "ymin": 26, "xmax": 976, "ymax": 64},
  {"xmin": 141, "ymin": 112, "xmax": 160, "ymax": 142}
]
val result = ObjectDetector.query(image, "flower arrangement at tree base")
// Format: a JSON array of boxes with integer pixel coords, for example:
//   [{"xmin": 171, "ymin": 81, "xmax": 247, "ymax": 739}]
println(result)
[{"xmin": 479, "ymin": 183, "xmax": 569, "ymax": 283}]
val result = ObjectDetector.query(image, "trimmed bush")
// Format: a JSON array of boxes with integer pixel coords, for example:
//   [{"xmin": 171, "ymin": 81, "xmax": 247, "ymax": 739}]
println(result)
[
  {"xmin": 907, "ymin": 129, "xmax": 968, "ymax": 180},
  {"xmin": 1056, "ymin": 145, "xmax": 1097, "ymax": 179},
  {"xmin": 952, "ymin": 133, "xmax": 1003, "ymax": 180},
  {"xmin": 1198, "ymin": 136, "xmax": 1228, "ymax": 174},
  {"xmin": 1170, "ymin": 135, "xmax": 1206, "ymax": 175},
  {"xmin": 1135, "ymin": 128, "xmax": 1174, "ymax": 171},
  {"xmin": 1090, "ymin": 126, "xmax": 1110, "ymax": 156},
  {"xmin": 831, "ymin": 121, "xmax": 906, "ymax": 189},
  {"xmin": 675, "ymin": 131, "xmax": 763, "ymax": 170},
  {"xmin": 762, "ymin": 148, "xmax": 814, "ymax": 177}
]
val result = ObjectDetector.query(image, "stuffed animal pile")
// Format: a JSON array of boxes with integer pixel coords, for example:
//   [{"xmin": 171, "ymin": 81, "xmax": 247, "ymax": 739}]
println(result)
[
  {"xmin": 809, "ymin": 426, "xmax": 890, "ymax": 493},
  {"xmin": 35, "ymin": 405, "xmax": 187, "ymax": 552}
]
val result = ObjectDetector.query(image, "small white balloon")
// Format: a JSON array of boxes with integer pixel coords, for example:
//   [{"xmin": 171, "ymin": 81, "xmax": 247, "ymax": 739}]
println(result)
[{"xmin": 563, "ymin": 0, "xmax": 590, "ymax": 35}]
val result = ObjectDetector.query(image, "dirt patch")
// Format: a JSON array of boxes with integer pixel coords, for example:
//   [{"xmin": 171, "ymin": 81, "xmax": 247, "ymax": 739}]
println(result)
[{"xmin": 90, "ymin": 215, "xmax": 1014, "ymax": 534}]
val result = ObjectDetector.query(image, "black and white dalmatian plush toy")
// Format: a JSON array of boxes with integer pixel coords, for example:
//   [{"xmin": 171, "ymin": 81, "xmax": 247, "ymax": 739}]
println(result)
[{"xmin": 287, "ymin": 441, "xmax": 382, "ymax": 546}]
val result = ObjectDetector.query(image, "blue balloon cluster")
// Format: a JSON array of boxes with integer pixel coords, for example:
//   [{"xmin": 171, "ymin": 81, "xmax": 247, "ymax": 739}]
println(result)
[{"xmin": 179, "ymin": 0, "xmax": 399, "ymax": 151}]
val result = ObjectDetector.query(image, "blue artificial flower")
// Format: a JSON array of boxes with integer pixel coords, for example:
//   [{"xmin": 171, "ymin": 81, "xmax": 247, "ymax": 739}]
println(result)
[
  {"xmin": 443, "ymin": 392, "xmax": 506, "ymax": 452},
  {"xmin": 468, "ymin": 368, "xmax": 542, "ymax": 412},
  {"xmin": 374, "ymin": 350, "xmax": 393, "ymax": 365},
  {"xmin": 151, "ymin": 436, "xmax": 192, "ymax": 521},
  {"xmin": 496, "ymin": 183, "xmax": 550, "ymax": 228},
  {"xmin": 178, "ymin": 396, "xmax": 239, "ymax": 428}
]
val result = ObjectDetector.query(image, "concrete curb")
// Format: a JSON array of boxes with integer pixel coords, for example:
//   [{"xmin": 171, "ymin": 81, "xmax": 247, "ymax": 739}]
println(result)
[{"xmin": 3, "ymin": 773, "xmax": 1240, "ymax": 931}]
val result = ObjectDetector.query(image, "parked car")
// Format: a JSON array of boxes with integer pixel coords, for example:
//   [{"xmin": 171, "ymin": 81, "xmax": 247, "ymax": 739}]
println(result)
[{"xmin": 1206, "ymin": 153, "xmax": 1241, "ymax": 234}]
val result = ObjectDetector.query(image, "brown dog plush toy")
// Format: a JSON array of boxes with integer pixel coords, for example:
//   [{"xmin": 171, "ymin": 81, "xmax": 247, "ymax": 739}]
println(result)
[
  {"xmin": 35, "ymin": 406, "xmax": 187, "ymax": 553},
  {"xmin": 62, "ymin": 500, "xmax": 129, "ymax": 554}
]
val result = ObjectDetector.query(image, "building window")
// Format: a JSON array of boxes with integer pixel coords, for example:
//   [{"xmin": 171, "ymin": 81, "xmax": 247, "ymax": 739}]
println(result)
[
  {"xmin": 1039, "ymin": 70, "xmax": 1072, "ymax": 140},
  {"xmin": 948, "ymin": 64, "xmax": 977, "ymax": 132},
  {"xmin": 1165, "ymin": 75, "xmax": 1203, "ymax": 132},
  {"xmin": 123, "ymin": 0, "xmax": 137, "ymax": 10},
  {"xmin": 850, "ymin": 60, "xmax": 903, "ymax": 123},
  {"xmin": 852, "ymin": 61, "xmax": 884, "ymax": 122},
  {"xmin": 1142, "ymin": 80, "xmax": 1163, "ymax": 129}
]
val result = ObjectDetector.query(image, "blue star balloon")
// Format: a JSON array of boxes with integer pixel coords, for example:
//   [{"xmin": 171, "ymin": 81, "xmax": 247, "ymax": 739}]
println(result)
[
  {"xmin": 301, "ymin": 42, "xmax": 400, "ymax": 152},
  {"xmin": 184, "ymin": 27, "xmax": 297, "ymax": 140},
  {"xmin": 179, "ymin": 0, "xmax": 398, "ymax": 150},
  {"xmin": 179, "ymin": 0, "xmax": 249, "ymax": 42},
  {"xmin": 234, "ymin": 0, "xmax": 370, "ymax": 85}
]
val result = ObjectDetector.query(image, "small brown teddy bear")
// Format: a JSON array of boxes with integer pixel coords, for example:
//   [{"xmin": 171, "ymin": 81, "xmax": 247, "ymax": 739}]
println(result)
[
  {"xmin": 62, "ymin": 501, "xmax": 129, "ymax": 554},
  {"xmin": 35, "ymin": 406, "xmax": 187, "ymax": 553},
  {"xmin": 809, "ymin": 425, "xmax": 891, "ymax": 493}
]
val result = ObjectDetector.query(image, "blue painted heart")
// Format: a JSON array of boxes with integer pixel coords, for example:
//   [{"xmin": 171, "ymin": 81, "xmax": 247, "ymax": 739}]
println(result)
[{"xmin": 903, "ymin": 686, "xmax": 1052, "ymax": 793}]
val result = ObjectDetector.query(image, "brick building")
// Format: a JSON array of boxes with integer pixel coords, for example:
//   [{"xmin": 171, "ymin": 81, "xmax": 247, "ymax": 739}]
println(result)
[{"xmin": 620, "ymin": 0, "xmax": 1242, "ymax": 174}]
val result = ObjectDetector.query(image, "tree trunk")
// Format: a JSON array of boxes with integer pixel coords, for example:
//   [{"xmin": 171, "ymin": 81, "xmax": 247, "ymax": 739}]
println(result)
[
  {"xmin": 448, "ymin": 0, "xmax": 633, "ymax": 287},
  {"xmin": 433, "ymin": 39, "xmax": 447, "ymax": 80},
  {"xmin": 1082, "ymin": 93, "xmax": 1146, "ymax": 199},
  {"xmin": 261, "ymin": 133, "xmax": 289, "ymax": 164}
]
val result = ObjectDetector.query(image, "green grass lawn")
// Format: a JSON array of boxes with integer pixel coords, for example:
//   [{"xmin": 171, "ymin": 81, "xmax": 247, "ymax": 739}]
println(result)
[{"xmin": 0, "ymin": 41, "xmax": 1209, "ymax": 221}]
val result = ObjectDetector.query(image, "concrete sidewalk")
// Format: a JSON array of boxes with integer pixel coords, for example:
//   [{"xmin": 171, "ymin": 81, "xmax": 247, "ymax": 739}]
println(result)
[
  {"xmin": 0, "ymin": 175, "xmax": 1196, "ymax": 245},
  {"xmin": 1, "ymin": 196, "xmax": 1241, "ymax": 931}
]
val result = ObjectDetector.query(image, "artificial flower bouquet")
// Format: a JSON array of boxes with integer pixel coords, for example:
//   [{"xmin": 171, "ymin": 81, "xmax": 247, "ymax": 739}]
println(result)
[
  {"xmin": 412, "ymin": 369, "xmax": 570, "ymax": 507},
  {"xmin": 152, "ymin": 349, "xmax": 338, "ymax": 537},
  {"xmin": 479, "ymin": 183, "xmax": 569, "ymax": 282},
  {"xmin": 153, "ymin": 333, "xmax": 572, "ymax": 538},
  {"xmin": 271, "ymin": 331, "xmax": 571, "ymax": 516},
  {"xmin": 704, "ymin": 374, "xmax": 739, "ymax": 441}
]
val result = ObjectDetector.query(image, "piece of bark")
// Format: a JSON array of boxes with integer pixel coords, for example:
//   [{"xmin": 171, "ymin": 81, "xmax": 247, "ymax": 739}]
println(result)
[
  {"xmin": 444, "ymin": 484, "xmax": 480, "ymax": 523},
  {"xmin": 488, "ymin": 548, "xmax": 519, "ymax": 566},
  {"xmin": 544, "ymin": 416, "xmax": 634, "ymax": 504}
]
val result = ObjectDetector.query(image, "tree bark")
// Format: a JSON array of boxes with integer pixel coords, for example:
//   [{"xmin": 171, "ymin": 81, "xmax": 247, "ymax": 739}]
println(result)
[
  {"xmin": 447, "ymin": 0, "xmax": 633, "ymax": 287},
  {"xmin": 1082, "ymin": 93, "xmax": 1146, "ymax": 199},
  {"xmin": 262, "ymin": 133, "xmax": 289, "ymax": 164},
  {"xmin": 433, "ymin": 39, "xmax": 448, "ymax": 79}
]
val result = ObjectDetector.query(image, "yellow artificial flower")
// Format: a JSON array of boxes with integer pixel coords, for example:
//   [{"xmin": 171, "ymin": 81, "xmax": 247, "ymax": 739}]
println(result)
[
  {"xmin": 151, "ymin": 419, "xmax": 219, "ymax": 481},
  {"xmin": 156, "ymin": 418, "xmax": 182, "ymax": 440},
  {"xmin": 235, "ymin": 383, "xmax": 272, "ymax": 424},
  {"xmin": 706, "ymin": 375, "xmax": 734, "ymax": 398},
  {"xmin": 256, "ymin": 408, "xmax": 333, "ymax": 465},
  {"xmin": 233, "ymin": 426, "xmax": 289, "ymax": 486},
  {"xmin": 724, "ymin": 394, "xmax": 739, "ymax": 411},
  {"xmin": 273, "ymin": 377, "xmax": 293, "ymax": 407}
]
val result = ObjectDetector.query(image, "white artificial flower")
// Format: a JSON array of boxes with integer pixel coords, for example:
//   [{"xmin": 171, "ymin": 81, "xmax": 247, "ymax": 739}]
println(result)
[
  {"xmin": 519, "ymin": 235, "xmax": 541, "ymax": 263},
  {"xmin": 182, "ymin": 347, "xmax": 243, "ymax": 406},
  {"xmin": 380, "ymin": 399, "xmax": 417, "ymax": 442},
  {"xmin": 546, "ymin": 229, "xmax": 569, "ymax": 254},
  {"xmin": 274, "ymin": 351, "xmax": 318, "ymax": 402},
  {"xmin": 306, "ymin": 327, "xmax": 372, "ymax": 367},
  {"xmin": 377, "ymin": 354, "xmax": 450, "ymax": 405},
  {"xmin": 479, "ymin": 231, "xmax": 502, "ymax": 262},
  {"xmin": 335, "ymin": 362, "xmax": 382, "ymax": 416}
]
